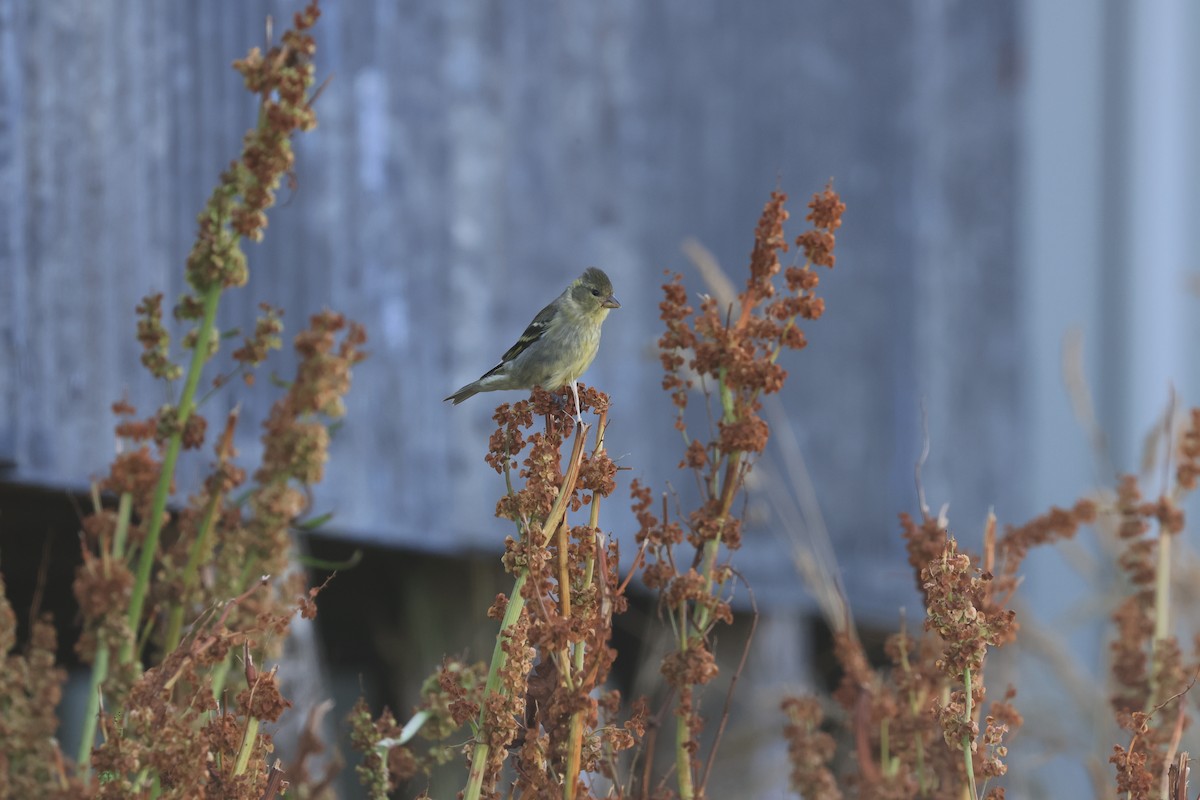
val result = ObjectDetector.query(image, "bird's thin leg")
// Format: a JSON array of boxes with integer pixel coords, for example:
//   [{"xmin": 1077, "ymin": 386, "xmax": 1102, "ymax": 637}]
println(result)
[{"xmin": 570, "ymin": 379, "xmax": 583, "ymax": 425}]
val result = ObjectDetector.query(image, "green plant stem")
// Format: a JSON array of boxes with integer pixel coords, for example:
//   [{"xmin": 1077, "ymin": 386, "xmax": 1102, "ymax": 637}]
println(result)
[
  {"xmin": 122, "ymin": 284, "xmax": 223, "ymax": 666},
  {"xmin": 672, "ymin": 373, "xmax": 745, "ymax": 800},
  {"xmin": 896, "ymin": 631, "xmax": 930, "ymax": 795},
  {"xmin": 210, "ymin": 654, "xmax": 233, "ymax": 705},
  {"xmin": 1149, "ymin": 521, "xmax": 1172, "ymax": 705},
  {"xmin": 916, "ymin": 738, "xmax": 927, "ymax": 797},
  {"xmin": 674, "ymin": 605, "xmax": 688, "ymax": 651},
  {"xmin": 692, "ymin": 366, "xmax": 743, "ymax": 634},
  {"xmin": 77, "ymin": 647, "xmax": 110, "ymax": 768},
  {"xmin": 464, "ymin": 572, "xmax": 527, "ymax": 800},
  {"xmin": 464, "ymin": 425, "xmax": 589, "ymax": 800},
  {"xmin": 565, "ymin": 714, "xmax": 583, "ymax": 800},
  {"xmin": 77, "ymin": 492, "xmax": 133, "ymax": 769},
  {"xmin": 572, "ymin": 416, "xmax": 607, "ymax": 672},
  {"xmin": 692, "ymin": 452, "xmax": 741, "ymax": 636},
  {"xmin": 676, "ymin": 713, "xmax": 695, "ymax": 800},
  {"xmin": 562, "ymin": 417, "xmax": 608, "ymax": 800},
  {"xmin": 962, "ymin": 667, "xmax": 978, "ymax": 800},
  {"xmin": 210, "ymin": 561, "xmax": 258, "ymax": 702},
  {"xmin": 717, "ymin": 367, "xmax": 735, "ymax": 424},
  {"xmin": 880, "ymin": 718, "xmax": 891, "ymax": 774},
  {"xmin": 1154, "ymin": 531, "xmax": 1172, "ymax": 643},
  {"xmin": 133, "ymin": 767, "xmax": 151, "ymax": 793},
  {"xmin": 164, "ymin": 487, "xmax": 224, "ymax": 653},
  {"xmin": 464, "ymin": 434, "xmax": 527, "ymax": 800},
  {"xmin": 113, "ymin": 493, "xmax": 131, "ymax": 557},
  {"xmin": 234, "ymin": 716, "xmax": 260, "ymax": 776}
]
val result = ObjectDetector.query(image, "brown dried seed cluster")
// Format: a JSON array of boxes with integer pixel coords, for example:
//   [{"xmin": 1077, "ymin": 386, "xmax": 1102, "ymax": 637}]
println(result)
[
  {"xmin": 186, "ymin": 3, "xmax": 320, "ymax": 292},
  {"xmin": 781, "ymin": 696, "xmax": 841, "ymax": 800},
  {"xmin": 0, "ymin": 5, "xmax": 377, "ymax": 799},
  {"xmin": 0, "ymin": 583, "xmax": 79, "ymax": 797},
  {"xmin": 823, "ymin": 414, "xmax": 1200, "ymax": 800},
  {"xmin": 82, "ymin": 9, "xmax": 364, "ymax": 794},
  {"xmin": 405, "ymin": 381, "xmax": 646, "ymax": 798},
  {"xmin": 637, "ymin": 186, "xmax": 847, "ymax": 794},
  {"xmin": 136, "ymin": 293, "xmax": 183, "ymax": 380},
  {"xmin": 1099, "ymin": 446, "xmax": 1200, "ymax": 798},
  {"xmin": 796, "ymin": 184, "xmax": 845, "ymax": 268},
  {"xmin": 231, "ymin": 303, "xmax": 285, "ymax": 383},
  {"xmin": 349, "ymin": 698, "xmax": 413, "ymax": 796},
  {"xmin": 237, "ymin": 668, "xmax": 292, "ymax": 722},
  {"xmin": 922, "ymin": 538, "xmax": 1015, "ymax": 678},
  {"xmin": 1178, "ymin": 408, "xmax": 1200, "ymax": 490}
]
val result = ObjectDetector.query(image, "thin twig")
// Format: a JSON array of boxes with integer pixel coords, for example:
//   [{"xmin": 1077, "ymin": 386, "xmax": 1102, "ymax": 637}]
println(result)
[
  {"xmin": 29, "ymin": 520, "xmax": 55, "ymax": 630},
  {"xmin": 915, "ymin": 399, "xmax": 931, "ymax": 521},
  {"xmin": 258, "ymin": 759, "xmax": 287, "ymax": 800},
  {"xmin": 698, "ymin": 576, "xmax": 758, "ymax": 793}
]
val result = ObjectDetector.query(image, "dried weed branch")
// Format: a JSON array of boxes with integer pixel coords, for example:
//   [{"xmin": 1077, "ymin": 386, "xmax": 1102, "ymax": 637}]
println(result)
[{"xmin": 2, "ymin": 4, "xmax": 371, "ymax": 797}]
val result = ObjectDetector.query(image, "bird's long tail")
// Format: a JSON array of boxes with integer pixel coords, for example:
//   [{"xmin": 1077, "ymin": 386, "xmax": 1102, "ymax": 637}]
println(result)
[{"xmin": 445, "ymin": 382, "xmax": 480, "ymax": 404}]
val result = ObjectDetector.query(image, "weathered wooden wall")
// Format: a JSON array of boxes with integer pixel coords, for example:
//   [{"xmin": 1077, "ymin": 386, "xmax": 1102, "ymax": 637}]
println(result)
[{"xmin": 0, "ymin": 1, "xmax": 1022, "ymax": 621}]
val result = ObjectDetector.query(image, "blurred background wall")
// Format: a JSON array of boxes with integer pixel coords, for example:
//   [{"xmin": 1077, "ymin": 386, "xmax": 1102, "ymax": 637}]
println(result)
[{"xmin": 1, "ymin": 1, "xmax": 1198, "ymax": 797}]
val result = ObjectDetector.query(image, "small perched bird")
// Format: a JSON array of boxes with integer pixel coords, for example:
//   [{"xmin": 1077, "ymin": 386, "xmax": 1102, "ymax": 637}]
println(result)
[{"xmin": 445, "ymin": 267, "xmax": 620, "ymax": 422}]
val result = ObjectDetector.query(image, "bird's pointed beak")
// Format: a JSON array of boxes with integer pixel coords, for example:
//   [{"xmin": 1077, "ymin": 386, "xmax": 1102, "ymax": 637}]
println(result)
[{"xmin": 603, "ymin": 294, "xmax": 620, "ymax": 309}]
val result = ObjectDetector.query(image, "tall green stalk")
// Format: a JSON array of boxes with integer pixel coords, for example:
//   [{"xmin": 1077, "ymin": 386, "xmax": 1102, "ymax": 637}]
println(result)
[
  {"xmin": 163, "ymin": 485, "xmax": 224, "ymax": 653},
  {"xmin": 563, "ymin": 417, "xmax": 608, "ymax": 800},
  {"xmin": 210, "ymin": 561, "xmax": 259, "ymax": 702},
  {"xmin": 675, "ymin": 713, "xmax": 695, "ymax": 800},
  {"xmin": 673, "ymin": 372, "xmax": 745, "ymax": 800},
  {"xmin": 234, "ymin": 716, "xmax": 261, "ymax": 776},
  {"xmin": 962, "ymin": 667, "xmax": 978, "ymax": 800},
  {"xmin": 122, "ymin": 284, "xmax": 223, "ymax": 666},
  {"xmin": 463, "ymin": 424, "xmax": 589, "ymax": 800},
  {"xmin": 76, "ymin": 492, "xmax": 132, "ymax": 767},
  {"xmin": 1148, "ymin": 521, "xmax": 1173, "ymax": 708}
]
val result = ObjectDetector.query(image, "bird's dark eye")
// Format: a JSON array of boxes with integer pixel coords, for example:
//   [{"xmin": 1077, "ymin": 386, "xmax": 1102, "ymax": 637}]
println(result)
[{"xmin": 591, "ymin": 289, "xmax": 601, "ymax": 297}]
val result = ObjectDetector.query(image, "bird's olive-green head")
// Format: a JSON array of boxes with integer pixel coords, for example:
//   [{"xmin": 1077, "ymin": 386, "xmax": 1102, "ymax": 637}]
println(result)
[{"xmin": 570, "ymin": 267, "xmax": 620, "ymax": 313}]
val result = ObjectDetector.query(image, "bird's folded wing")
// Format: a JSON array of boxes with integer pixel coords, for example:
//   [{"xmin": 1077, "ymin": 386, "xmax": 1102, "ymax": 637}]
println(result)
[{"xmin": 498, "ymin": 300, "xmax": 558, "ymax": 363}]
